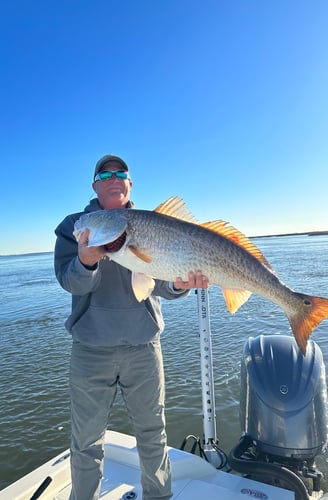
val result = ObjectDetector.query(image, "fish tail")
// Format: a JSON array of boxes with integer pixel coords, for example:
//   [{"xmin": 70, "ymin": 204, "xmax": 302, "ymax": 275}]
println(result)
[{"xmin": 288, "ymin": 294, "xmax": 328, "ymax": 355}]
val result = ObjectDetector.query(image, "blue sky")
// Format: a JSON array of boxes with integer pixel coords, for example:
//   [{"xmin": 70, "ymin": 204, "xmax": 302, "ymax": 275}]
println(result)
[{"xmin": 1, "ymin": 0, "xmax": 327, "ymax": 255}]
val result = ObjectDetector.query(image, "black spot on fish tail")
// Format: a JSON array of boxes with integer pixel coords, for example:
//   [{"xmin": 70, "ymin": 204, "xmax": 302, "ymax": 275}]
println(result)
[{"xmin": 288, "ymin": 293, "xmax": 328, "ymax": 355}]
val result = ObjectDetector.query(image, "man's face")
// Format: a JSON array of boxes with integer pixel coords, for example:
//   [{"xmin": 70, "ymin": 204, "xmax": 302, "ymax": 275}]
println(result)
[{"xmin": 92, "ymin": 161, "xmax": 133, "ymax": 209}]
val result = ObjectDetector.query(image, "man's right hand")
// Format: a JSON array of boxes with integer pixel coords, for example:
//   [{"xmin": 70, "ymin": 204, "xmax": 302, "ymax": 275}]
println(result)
[{"xmin": 78, "ymin": 229, "xmax": 106, "ymax": 268}]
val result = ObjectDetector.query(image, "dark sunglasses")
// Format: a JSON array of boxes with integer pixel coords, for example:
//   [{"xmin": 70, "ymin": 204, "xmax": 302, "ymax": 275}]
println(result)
[{"xmin": 94, "ymin": 170, "xmax": 129, "ymax": 182}]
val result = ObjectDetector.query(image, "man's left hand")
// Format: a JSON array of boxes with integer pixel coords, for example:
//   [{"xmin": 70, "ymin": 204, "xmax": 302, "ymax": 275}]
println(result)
[{"xmin": 173, "ymin": 270, "xmax": 209, "ymax": 290}]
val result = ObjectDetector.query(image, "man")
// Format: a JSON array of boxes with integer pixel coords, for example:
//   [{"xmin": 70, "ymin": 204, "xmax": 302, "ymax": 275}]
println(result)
[{"xmin": 54, "ymin": 154, "xmax": 209, "ymax": 500}]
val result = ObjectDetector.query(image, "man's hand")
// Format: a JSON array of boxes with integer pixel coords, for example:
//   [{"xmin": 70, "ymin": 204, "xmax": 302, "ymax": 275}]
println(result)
[
  {"xmin": 173, "ymin": 270, "xmax": 209, "ymax": 290},
  {"xmin": 78, "ymin": 229, "xmax": 106, "ymax": 268}
]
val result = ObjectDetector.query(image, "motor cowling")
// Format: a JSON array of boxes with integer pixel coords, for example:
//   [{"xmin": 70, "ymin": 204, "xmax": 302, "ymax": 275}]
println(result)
[{"xmin": 240, "ymin": 335, "xmax": 328, "ymax": 459}]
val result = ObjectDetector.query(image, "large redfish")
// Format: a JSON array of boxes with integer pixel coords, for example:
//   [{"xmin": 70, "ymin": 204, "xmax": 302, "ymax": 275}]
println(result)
[{"xmin": 73, "ymin": 196, "xmax": 328, "ymax": 354}]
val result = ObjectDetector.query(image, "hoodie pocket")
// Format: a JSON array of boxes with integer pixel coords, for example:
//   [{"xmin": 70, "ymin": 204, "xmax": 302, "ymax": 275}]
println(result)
[{"xmin": 71, "ymin": 304, "xmax": 163, "ymax": 346}]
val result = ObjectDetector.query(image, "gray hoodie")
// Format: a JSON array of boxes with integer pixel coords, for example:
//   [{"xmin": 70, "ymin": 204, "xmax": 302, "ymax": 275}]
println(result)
[{"xmin": 54, "ymin": 198, "xmax": 188, "ymax": 346}]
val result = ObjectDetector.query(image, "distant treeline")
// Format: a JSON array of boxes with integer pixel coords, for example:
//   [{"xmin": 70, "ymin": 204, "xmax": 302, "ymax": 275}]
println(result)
[{"xmin": 251, "ymin": 230, "xmax": 328, "ymax": 239}]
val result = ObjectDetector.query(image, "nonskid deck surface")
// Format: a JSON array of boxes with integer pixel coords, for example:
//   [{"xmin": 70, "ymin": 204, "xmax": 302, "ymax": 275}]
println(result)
[{"xmin": 1, "ymin": 431, "xmax": 294, "ymax": 500}]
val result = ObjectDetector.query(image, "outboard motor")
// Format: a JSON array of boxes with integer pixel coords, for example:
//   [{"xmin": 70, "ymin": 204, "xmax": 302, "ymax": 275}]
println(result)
[{"xmin": 228, "ymin": 335, "xmax": 328, "ymax": 500}]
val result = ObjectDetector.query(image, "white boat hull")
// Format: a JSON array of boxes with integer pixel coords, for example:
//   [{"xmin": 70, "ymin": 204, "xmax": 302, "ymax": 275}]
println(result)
[{"xmin": 1, "ymin": 430, "xmax": 294, "ymax": 499}]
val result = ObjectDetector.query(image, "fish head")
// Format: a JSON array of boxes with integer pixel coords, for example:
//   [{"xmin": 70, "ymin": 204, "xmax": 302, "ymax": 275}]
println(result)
[{"xmin": 73, "ymin": 210, "xmax": 128, "ymax": 247}]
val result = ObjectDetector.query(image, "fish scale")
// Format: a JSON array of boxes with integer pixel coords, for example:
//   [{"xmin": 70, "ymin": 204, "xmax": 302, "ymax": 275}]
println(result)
[{"xmin": 73, "ymin": 197, "xmax": 328, "ymax": 354}]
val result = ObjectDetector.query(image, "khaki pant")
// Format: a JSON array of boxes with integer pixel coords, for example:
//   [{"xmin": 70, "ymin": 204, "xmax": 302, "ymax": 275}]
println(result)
[{"xmin": 69, "ymin": 340, "xmax": 172, "ymax": 500}]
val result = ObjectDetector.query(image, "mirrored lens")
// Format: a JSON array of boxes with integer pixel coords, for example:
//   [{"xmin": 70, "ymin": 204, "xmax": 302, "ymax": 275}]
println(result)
[{"xmin": 95, "ymin": 171, "xmax": 128, "ymax": 181}]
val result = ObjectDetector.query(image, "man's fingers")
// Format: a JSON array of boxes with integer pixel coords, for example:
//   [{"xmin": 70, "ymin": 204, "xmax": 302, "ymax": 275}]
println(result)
[
  {"xmin": 174, "ymin": 271, "xmax": 209, "ymax": 290},
  {"xmin": 79, "ymin": 229, "xmax": 90, "ymax": 246}
]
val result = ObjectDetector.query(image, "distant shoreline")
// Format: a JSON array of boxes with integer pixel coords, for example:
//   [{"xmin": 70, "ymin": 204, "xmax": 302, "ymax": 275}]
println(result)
[
  {"xmin": 251, "ymin": 230, "xmax": 328, "ymax": 239},
  {"xmin": 1, "ymin": 231, "xmax": 327, "ymax": 257}
]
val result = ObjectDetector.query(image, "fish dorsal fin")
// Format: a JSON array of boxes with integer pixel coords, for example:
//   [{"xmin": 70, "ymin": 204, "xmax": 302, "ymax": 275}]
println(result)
[
  {"xmin": 201, "ymin": 220, "xmax": 272, "ymax": 269},
  {"xmin": 154, "ymin": 196, "xmax": 199, "ymax": 223},
  {"xmin": 222, "ymin": 288, "xmax": 252, "ymax": 313}
]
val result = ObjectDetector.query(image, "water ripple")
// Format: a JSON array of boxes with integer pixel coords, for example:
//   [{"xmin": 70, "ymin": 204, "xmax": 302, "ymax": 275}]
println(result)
[{"xmin": 1, "ymin": 236, "xmax": 328, "ymax": 489}]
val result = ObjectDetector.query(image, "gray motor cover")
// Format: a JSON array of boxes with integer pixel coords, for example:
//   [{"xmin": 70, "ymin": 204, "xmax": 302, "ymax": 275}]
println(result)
[{"xmin": 240, "ymin": 335, "xmax": 328, "ymax": 458}]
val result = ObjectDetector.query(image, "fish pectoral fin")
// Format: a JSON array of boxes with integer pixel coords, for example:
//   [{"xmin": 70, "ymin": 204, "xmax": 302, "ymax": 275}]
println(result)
[
  {"xmin": 128, "ymin": 245, "xmax": 152, "ymax": 263},
  {"xmin": 222, "ymin": 288, "xmax": 252, "ymax": 313},
  {"xmin": 132, "ymin": 272, "xmax": 155, "ymax": 302},
  {"xmin": 154, "ymin": 196, "xmax": 199, "ymax": 223}
]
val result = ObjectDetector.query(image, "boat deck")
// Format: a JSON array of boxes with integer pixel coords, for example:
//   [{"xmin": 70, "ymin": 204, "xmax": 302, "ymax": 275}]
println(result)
[{"xmin": 1, "ymin": 430, "xmax": 294, "ymax": 499}]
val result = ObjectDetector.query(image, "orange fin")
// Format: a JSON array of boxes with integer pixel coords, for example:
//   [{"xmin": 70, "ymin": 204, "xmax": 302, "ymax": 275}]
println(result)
[
  {"xmin": 287, "ymin": 294, "xmax": 328, "ymax": 355},
  {"xmin": 222, "ymin": 288, "xmax": 252, "ymax": 314},
  {"xmin": 128, "ymin": 246, "xmax": 152, "ymax": 263},
  {"xmin": 154, "ymin": 196, "xmax": 199, "ymax": 223},
  {"xmin": 132, "ymin": 272, "xmax": 155, "ymax": 302},
  {"xmin": 154, "ymin": 197, "xmax": 271, "ymax": 268},
  {"xmin": 201, "ymin": 220, "xmax": 272, "ymax": 269}
]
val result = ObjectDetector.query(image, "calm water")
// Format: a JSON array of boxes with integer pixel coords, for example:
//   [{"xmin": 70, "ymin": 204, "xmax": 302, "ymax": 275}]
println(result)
[{"xmin": 1, "ymin": 235, "xmax": 328, "ymax": 491}]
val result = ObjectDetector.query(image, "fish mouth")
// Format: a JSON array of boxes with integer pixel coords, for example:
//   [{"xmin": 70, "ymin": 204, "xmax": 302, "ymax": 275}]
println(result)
[{"xmin": 103, "ymin": 231, "xmax": 127, "ymax": 253}]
